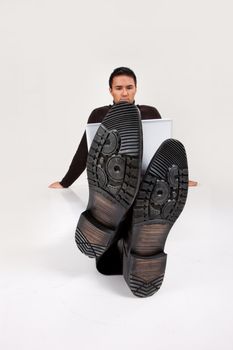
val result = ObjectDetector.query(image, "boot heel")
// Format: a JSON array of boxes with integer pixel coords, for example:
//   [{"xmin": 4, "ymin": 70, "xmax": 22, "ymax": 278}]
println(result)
[
  {"xmin": 75, "ymin": 211, "xmax": 115, "ymax": 258},
  {"xmin": 123, "ymin": 249, "xmax": 167, "ymax": 297}
]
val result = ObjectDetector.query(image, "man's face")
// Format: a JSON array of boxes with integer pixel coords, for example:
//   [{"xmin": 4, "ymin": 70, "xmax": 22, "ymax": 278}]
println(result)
[{"xmin": 109, "ymin": 75, "xmax": 137, "ymax": 103}]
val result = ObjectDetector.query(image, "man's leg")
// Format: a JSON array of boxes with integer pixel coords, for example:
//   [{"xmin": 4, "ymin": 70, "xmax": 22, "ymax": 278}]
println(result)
[{"xmin": 95, "ymin": 208, "xmax": 133, "ymax": 275}]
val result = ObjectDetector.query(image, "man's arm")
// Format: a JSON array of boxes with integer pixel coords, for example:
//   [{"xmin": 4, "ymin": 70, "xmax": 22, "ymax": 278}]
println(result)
[
  {"xmin": 48, "ymin": 131, "xmax": 88, "ymax": 188},
  {"xmin": 49, "ymin": 106, "xmax": 111, "ymax": 189},
  {"xmin": 60, "ymin": 131, "xmax": 88, "ymax": 187}
]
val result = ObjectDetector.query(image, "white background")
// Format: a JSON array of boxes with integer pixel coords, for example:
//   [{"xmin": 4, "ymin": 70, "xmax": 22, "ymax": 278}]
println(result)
[{"xmin": 0, "ymin": 1, "xmax": 233, "ymax": 349}]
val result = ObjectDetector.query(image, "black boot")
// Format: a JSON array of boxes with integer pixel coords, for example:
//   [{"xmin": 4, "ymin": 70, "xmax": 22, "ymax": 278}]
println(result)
[
  {"xmin": 75, "ymin": 102, "xmax": 143, "ymax": 259},
  {"xmin": 123, "ymin": 139, "xmax": 189, "ymax": 297}
]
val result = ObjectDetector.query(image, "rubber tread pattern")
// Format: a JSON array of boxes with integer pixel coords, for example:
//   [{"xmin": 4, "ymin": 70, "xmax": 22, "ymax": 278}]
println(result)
[
  {"xmin": 86, "ymin": 102, "xmax": 142, "ymax": 209},
  {"xmin": 75, "ymin": 227, "xmax": 106, "ymax": 258},
  {"xmin": 133, "ymin": 138, "xmax": 188, "ymax": 225},
  {"xmin": 129, "ymin": 274, "xmax": 165, "ymax": 297}
]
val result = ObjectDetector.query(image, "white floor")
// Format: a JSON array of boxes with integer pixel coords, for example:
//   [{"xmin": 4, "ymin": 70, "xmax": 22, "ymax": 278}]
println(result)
[{"xmin": 0, "ymin": 172, "xmax": 232, "ymax": 350}]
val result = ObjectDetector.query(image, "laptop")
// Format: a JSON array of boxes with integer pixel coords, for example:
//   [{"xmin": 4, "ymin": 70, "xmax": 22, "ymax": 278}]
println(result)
[{"xmin": 86, "ymin": 119, "xmax": 172, "ymax": 171}]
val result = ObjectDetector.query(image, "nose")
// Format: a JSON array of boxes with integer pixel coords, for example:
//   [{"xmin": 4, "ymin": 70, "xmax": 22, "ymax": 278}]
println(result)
[{"xmin": 122, "ymin": 88, "xmax": 128, "ymax": 96}]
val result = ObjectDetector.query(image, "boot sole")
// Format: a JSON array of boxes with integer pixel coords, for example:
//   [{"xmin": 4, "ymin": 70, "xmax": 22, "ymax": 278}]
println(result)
[
  {"xmin": 123, "ymin": 138, "xmax": 189, "ymax": 297},
  {"xmin": 75, "ymin": 102, "xmax": 142, "ymax": 258}
]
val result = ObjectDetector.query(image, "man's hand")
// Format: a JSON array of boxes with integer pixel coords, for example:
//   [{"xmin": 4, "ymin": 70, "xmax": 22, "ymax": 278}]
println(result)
[
  {"xmin": 188, "ymin": 180, "xmax": 198, "ymax": 187},
  {"xmin": 48, "ymin": 181, "xmax": 64, "ymax": 189}
]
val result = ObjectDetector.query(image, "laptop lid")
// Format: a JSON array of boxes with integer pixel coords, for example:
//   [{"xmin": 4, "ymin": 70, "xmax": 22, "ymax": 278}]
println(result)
[{"xmin": 86, "ymin": 119, "xmax": 172, "ymax": 171}]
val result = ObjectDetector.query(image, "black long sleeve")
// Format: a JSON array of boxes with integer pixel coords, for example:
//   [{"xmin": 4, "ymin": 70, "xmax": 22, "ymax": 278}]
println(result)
[
  {"xmin": 60, "ymin": 106, "xmax": 111, "ymax": 188},
  {"xmin": 60, "ymin": 131, "xmax": 88, "ymax": 188},
  {"xmin": 60, "ymin": 104, "xmax": 161, "ymax": 187}
]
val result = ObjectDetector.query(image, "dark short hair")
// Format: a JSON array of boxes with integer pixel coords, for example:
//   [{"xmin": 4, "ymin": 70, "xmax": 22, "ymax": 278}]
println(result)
[{"xmin": 109, "ymin": 67, "xmax": 137, "ymax": 88}]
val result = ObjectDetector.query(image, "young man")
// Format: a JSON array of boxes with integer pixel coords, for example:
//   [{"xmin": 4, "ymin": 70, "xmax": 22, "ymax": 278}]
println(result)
[
  {"xmin": 49, "ymin": 67, "xmax": 163, "ymax": 189},
  {"xmin": 49, "ymin": 67, "xmax": 196, "ymax": 297}
]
